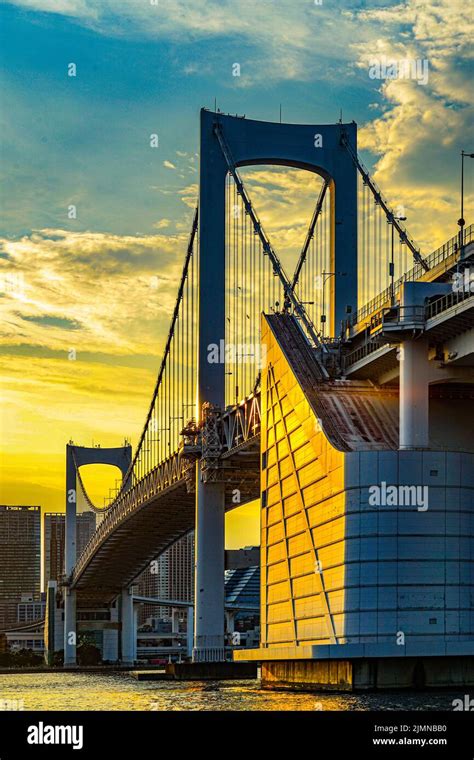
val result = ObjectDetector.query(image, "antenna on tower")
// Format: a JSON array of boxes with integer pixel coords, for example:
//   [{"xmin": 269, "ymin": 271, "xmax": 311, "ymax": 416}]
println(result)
[
  {"xmin": 279, "ymin": 104, "xmax": 282, "ymax": 123},
  {"xmin": 339, "ymin": 108, "xmax": 343, "ymax": 124}
]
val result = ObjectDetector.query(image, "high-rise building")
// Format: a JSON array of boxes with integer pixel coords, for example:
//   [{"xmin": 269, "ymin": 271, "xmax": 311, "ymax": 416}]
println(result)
[
  {"xmin": 76, "ymin": 512, "xmax": 96, "ymax": 559},
  {"xmin": 17, "ymin": 593, "xmax": 46, "ymax": 623},
  {"xmin": 137, "ymin": 532, "xmax": 194, "ymax": 624},
  {"xmin": 42, "ymin": 513, "xmax": 64, "ymax": 591},
  {"xmin": 42, "ymin": 511, "xmax": 96, "ymax": 590},
  {"xmin": 0, "ymin": 506, "xmax": 41, "ymax": 630}
]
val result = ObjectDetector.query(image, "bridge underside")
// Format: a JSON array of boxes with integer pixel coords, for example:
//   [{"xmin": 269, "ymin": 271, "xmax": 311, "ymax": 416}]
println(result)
[
  {"xmin": 72, "ymin": 445, "xmax": 260, "ymax": 605},
  {"xmin": 73, "ymin": 480, "xmax": 194, "ymax": 604}
]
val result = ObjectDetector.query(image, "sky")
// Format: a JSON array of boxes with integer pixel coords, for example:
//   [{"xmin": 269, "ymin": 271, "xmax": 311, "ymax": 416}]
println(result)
[{"xmin": 0, "ymin": 0, "xmax": 473, "ymax": 548}]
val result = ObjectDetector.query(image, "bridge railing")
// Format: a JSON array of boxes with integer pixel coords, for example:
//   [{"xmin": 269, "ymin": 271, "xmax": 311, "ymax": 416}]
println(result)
[
  {"xmin": 342, "ymin": 337, "xmax": 389, "ymax": 370},
  {"xmin": 71, "ymin": 449, "xmax": 186, "ymax": 584},
  {"xmin": 426, "ymin": 286, "xmax": 474, "ymax": 320},
  {"xmin": 343, "ymin": 284, "xmax": 474, "ymax": 371},
  {"xmin": 221, "ymin": 393, "xmax": 261, "ymax": 452},
  {"xmin": 352, "ymin": 224, "xmax": 473, "ymax": 327}
]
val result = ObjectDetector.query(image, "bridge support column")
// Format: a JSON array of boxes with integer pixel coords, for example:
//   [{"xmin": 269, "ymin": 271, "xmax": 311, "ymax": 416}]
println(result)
[
  {"xmin": 133, "ymin": 607, "xmax": 138, "ymax": 664},
  {"xmin": 399, "ymin": 338, "xmax": 429, "ymax": 449},
  {"xmin": 44, "ymin": 581, "xmax": 58, "ymax": 666},
  {"xmin": 193, "ymin": 479, "xmax": 226, "ymax": 662},
  {"xmin": 186, "ymin": 606, "xmax": 194, "ymax": 660},
  {"xmin": 63, "ymin": 588, "xmax": 77, "ymax": 666},
  {"xmin": 171, "ymin": 607, "xmax": 180, "ymax": 635},
  {"xmin": 120, "ymin": 588, "xmax": 135, "ymax": 666},
  {"xmin": 225, "ymin": 610, "xmax": 236, "ymax": 635}
]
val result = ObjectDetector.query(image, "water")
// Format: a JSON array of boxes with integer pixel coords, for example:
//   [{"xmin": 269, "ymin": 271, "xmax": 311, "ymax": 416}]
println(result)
[{"xmin": 0, "ymin": 673, "xmax": 464, "ymax": 711}]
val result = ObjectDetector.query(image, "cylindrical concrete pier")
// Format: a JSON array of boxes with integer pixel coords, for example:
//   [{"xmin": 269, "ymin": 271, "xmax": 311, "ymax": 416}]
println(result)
[
  {"xmin": 120, "ymin": 588, "xmax": 135, "ymax": 666},
  {"xmin": 193, "ymin": 478, "xmax": 225, "ymax": 662},
  {"xmin": 399, "ymin": 338, "xmax": 429, "ymax": 449}
]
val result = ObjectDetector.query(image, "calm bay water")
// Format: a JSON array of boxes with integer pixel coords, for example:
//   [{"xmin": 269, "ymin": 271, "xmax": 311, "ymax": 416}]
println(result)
[{"xmin": 0, "ymin": 673, "xmax": 463, "ymax": 711}]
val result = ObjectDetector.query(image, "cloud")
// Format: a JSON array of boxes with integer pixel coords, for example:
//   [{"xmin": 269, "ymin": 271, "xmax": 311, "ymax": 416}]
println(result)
[
  {"xmin": 0, "ymin": 167, "xmax": 326, "ymax": 366},
  {"xmin": 0, "ymin": 351, "xmax": 156, "ymax": 494},
  {"xmin": 153, "ymin": 218, "xmax": 171, "ymax": 229},
  {"xmin": 6, "ymin": 0, "xmax": 96, "ymax": 18},
  {"xmin": 349, "ymin": 0, "xmax": 474, "ymax": 252},
  {"xmin": 0, "ymin": 223, "xmax": 191, "ymax": 488},
  {"xmin": 163, "ymin": 160, "xmax": 177, "ymax": 170},
  {"xmin": 5, "ymin": 0, "xmax": 364, "ymax": 85},
  {"xmin": 177, "ymin": 183, "xmax": 199, "ymax": 211},
  {"xmin": 0, "ymin": 227, "xmax": 190, "ymax": 356}
]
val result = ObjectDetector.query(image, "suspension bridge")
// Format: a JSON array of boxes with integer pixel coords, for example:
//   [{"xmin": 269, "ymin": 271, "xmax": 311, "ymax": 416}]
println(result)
[{"xmin": 51, "ymin": 110, "xmax": 474, "ymax": 688}]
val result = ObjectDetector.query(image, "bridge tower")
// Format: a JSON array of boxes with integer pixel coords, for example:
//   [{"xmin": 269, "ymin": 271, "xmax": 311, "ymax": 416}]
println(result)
[
  {"xmin": 195, "ymin": 110, "xmax": 358, "ymax": 662},
  {"xmin": 63, "ymin": 443, "xmax": 132, "ymax": 666}
]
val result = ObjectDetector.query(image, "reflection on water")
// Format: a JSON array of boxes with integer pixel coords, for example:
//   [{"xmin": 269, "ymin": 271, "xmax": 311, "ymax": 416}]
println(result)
[{"xmin": 0, "ymin": 673, "xmax": 463, "ymax": 711}]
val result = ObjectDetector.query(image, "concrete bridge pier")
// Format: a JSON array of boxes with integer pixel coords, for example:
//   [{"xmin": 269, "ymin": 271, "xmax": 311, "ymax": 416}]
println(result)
[
  {"xmin": 63, "ymin": 588, "xmax": 77, "ymax": 666},
  {"xmin": 225, "ymin": 610, "xmax": 236, "ymax": 635},
  {"xmin": 44, "ymin": 581, "xmax": 63, "ymax": 666},
  {"xmin": 193, "ymin": 479, "xmax": 226, "ymax": 662},
  {"xmin": 399, "ymin": 338, "xmax": 429, "ymax": 449},
  {"xmin": 120, "ymin": 587, "xmax": 135, "ymax": 666},
  {"xmin": 171, "ymin": 607, "xmax": 180, "ymax": 635},
  {"xmin": 186, "ymin": 606, "xmax": 194, "ymax": 660},
  {"xmin": 133, "ymin": 606, "xmax": 138, "ymax": 663}
]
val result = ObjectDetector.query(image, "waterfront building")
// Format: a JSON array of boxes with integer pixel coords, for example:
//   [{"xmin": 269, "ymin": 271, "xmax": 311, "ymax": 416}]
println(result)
[{"xmin": 0, "ymin": 505, "xmax": 41, "ymax": 630}]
